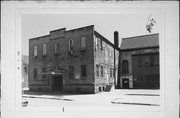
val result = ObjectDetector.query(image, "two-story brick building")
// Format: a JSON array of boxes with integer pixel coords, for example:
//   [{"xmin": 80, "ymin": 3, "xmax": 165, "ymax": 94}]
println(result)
[
  {"xmin": 29, "ymin": 25, "xmax": 119, "ymax": 93},
  {"xmin": 118, "ymin": 33, "xmax": 159, "ymax": 89}
]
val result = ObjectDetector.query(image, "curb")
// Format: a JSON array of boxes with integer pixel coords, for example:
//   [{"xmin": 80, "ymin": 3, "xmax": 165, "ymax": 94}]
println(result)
[
  {"xmin": 23, "ymin": 95, "xmax": 74, "ymax": 101},
  {"xmin": 111, "ymin": 101, "xmax": 160, "ymax": 106}
]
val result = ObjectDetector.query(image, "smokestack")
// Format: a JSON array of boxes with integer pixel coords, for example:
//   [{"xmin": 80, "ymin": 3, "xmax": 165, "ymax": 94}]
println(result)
[{"xmin": 114, "ymin": 31, "xmax": 119, "ymax": 48}]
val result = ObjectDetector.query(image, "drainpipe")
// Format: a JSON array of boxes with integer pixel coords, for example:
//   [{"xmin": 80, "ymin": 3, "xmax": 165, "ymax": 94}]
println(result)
[{"xmin": 114, "ymin": 31, "xmax": 119, "ymax": 89}]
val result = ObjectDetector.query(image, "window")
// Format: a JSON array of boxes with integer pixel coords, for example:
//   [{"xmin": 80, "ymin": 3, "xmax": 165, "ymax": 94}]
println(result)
[
  {"xmin": 137, "ymin": 56, "xmax": 143, "ymax": 67},
  {"xmin": 150, "ymin": 55, "xmax": 154, "ymax": 66},
  {"xmin": 111, "ymin": 50, "xmax": 114, "ymax": 57},
  {"xmin": 81, "ymin": 65, "xmax": 87, "ymax": 78},
  {"xmin": 96, "ymin": 38, "xmax": 99, "ymax": 49},
  {"xmin": 42, "ymin": 67, "xmax": 46, "ymax": 73},
  {"xmin": 80, "ymin": 37, "xmax": 86, "ymax": 49},
  {"xmin": 24, "ymin": 67, "xmax": 28, "ymax": 74},
  {"xmin": 69, "ymin": 39, "xmax": 73, "ymax": 51},
  {"xmin": 154, "ymin": 54, "xmax": 159, "ymax": 66},
  {"xmin": 122, "ymin": 60, "xmax": 129, "ymax": 74},
  {"xmin": 144, "ymin": 56, "xmax": 150, "ymax": 66},
  {"xmin": 55, "ymin": 43, "xmax": 60, "ymax": 54},
  {"xmin": 113, "ymin": 68, "xmax": 115, "ymax": 78},
  {"xmin": 33, "ymin": 46, "xmax": 38, "ymax": 56},
  {"xmin": 109, "ymin": 49, "xmax": 113, "ymax": 57},
  {"xmin": 96, "ymin": 65, "xmax": 99, "ymax": 77},
  {"xmin": 69, "ymin": 66, "xmax": 74, "ymax": 79},
  {"xmin": 34, "ymin": 68, "xmax": 38, "ymax": 80},
  {"xmin": 110, "ymin": 68, "xmax": 113, "ymax": 77},
  {"xmin": 105, "ymin": 48, "xmax": 108, "ymax": 61},
  {"xmin": 100, "ymin": 65, "xmax": 104, "ymax": 77},
  {"xmin": 100, "ymin": 40, "xmax": 103, "ymax": 51},
  {"xmin": 42, "ymin": 44, "xmax": 47, "ymax": 55}
]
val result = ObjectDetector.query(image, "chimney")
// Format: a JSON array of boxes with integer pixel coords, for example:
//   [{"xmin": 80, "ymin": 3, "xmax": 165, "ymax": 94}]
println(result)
[{"xmin": 114, "ymin": 31, "xmax": 119, "ymax": 48}]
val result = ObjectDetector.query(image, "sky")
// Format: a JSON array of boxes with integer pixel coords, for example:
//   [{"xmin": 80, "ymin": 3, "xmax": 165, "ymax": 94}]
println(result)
[{"xmin": 22, "ymin": 11, "xmax": 163, "ymax": 56}]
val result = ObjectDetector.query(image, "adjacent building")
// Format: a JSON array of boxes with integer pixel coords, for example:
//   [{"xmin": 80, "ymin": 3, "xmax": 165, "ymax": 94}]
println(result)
[
  {"xmin": 29, "ymin": 25, "xmax": 119, "ymax": 93},
  {"xmin": 118, "ymin": 33, "xmax": 159, "ymax": 89},
  {"xmin": 22, "ymin": 55, "xmax": 29, "ymax": 88}
]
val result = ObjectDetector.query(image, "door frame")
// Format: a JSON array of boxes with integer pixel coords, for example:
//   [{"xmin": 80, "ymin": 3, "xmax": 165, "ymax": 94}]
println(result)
[
  {"xmin": 122, "ymin": 78, "xmax": 130, "ymax": 89},
  {"xmin": 50, "ymin": 74, "xmax": 65, "ymax": 91}
]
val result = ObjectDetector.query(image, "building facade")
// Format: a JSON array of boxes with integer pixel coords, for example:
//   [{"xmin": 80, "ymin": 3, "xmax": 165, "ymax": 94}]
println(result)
[
  {"xmin": 22, "ymin": 55, "xmax": 29, "ymax": 88},
  {"xmin": 118, "ymin": 33, "xmax": 159, "ymax": 89},
  {"xmin": 29, "ymin": 25, "xmax": 119, "ymax": 93}
]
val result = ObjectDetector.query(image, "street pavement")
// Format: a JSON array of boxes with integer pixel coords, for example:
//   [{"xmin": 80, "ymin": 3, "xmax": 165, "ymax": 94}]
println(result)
[{"xmin": 22, "ymin": 89, "xmax": 161, "ymax": 111}]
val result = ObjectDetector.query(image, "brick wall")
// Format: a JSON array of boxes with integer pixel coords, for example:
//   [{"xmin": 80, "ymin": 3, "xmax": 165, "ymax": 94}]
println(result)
[
  {"xmin": 120, "ymin": 48, "xmax": 159, "ymax": 89},
  {"xmin": 29, "ymin": 26, "xmax": 95, "ymax": 92}
]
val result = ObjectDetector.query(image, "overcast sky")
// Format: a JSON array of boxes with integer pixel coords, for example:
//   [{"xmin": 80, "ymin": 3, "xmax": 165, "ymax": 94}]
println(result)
[{"xmin": 22, "ymin": 11, "xmax": 163, "ymax": 56}]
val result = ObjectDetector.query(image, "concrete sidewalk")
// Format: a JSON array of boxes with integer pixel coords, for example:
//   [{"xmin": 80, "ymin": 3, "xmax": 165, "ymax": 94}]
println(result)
[{"xmin": 23, "ymin": 89, "xmax": 160, "ymax": 106}]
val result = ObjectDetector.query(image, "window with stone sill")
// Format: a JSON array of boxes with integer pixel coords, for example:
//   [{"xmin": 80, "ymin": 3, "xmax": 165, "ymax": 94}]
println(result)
[
  {"xmin": 42, "ymin": 43, "xmax": 47, "ymax": 56},
  {"xmin": 33, "ymin": 45, "xmax": 38, "ymax": 57},
  {"xmin": 80, "ymin": 37, "xmax": 86, "ymax": 50},
  {"xmin": 69, "ymin": 39, "xmax": 74, "ymax": 52},
  {"xmin": 54, "ymin": 43, "xmax": 60, "ymax": 54}
]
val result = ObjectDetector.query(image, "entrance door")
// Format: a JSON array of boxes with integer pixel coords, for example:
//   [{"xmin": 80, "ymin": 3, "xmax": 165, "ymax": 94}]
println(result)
[
  {"xmin": 52, "ymin": 75, "xmax": 63, "ymax": 91},
  {"xmin": 122, "ymin": 78, "xmax": 129, "ymax": 89}
]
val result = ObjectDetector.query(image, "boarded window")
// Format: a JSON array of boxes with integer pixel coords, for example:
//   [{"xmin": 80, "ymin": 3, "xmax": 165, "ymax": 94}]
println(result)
[
  {"xmin": 55, "ymin": 43, "xmax": 60, "ymax": 54},
  {"xmin": 69, "ymin": 66, "xmax": 74, "ymax": 79},
  {"xmin": 34, "ymin": 68, "xmax": 38, "ymax": 80},
  {"xmin": 80, "ymin": 37, "xmax": 86, "ymax": 49},
  {"xmin": 69, "ymin": 39, "xmax": 73, "ymax": 51},
  {"xmin": 42, "ymin": 44, "xmax": 47, "ymax": 55},
  {"xmin": 122, "ymin": 60, "xmax": 129, "ymax": 74},
  {"xmin": 81, "ymin": 65, "xmax": 87, "ymax": 78},
  {"xmin": 33, "ymin": 46, "xmax": 38, "ymax": 56}
]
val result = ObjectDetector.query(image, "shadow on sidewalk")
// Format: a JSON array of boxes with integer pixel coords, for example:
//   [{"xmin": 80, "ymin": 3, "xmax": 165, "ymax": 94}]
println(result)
[{"xmin": 23, "ymin": 90, "xmax": 95, "ymax": 96}]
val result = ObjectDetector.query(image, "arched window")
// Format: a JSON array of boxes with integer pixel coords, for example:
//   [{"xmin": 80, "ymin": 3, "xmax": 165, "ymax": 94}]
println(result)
[{"xmin": 122, "ymin": 60, "xmax": 129, "ymax": 74}]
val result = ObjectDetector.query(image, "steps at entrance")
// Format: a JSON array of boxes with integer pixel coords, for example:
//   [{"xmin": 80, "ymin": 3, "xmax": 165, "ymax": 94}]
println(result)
[{"xmin": 105, "ymin": 85, "xmax": 115, "ymax": 92}]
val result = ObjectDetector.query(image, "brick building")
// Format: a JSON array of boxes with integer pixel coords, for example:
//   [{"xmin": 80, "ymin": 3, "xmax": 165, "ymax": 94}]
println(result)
[
  {"xmin": 29, "ymin": 25, "xmax": 119, "ymax": 93},
  {"xmin": 118, "ymin": 33, "xmax": 159, "ymax": 89}
]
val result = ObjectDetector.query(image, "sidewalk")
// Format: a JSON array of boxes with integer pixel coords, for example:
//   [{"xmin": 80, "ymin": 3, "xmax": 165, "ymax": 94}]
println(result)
[{"xmin": 23, "ymin": 89, "xmax": 160, "ymax": 106}]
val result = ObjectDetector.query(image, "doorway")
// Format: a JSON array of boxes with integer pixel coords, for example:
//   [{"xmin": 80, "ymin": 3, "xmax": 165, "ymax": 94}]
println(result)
[
  {"xmin": 122, "ymin": 78, "xmax": 129, "ymax": 89},
  {"xmin": 52, "ymin": 75, "xmax": 63, "ymax": 91}
]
